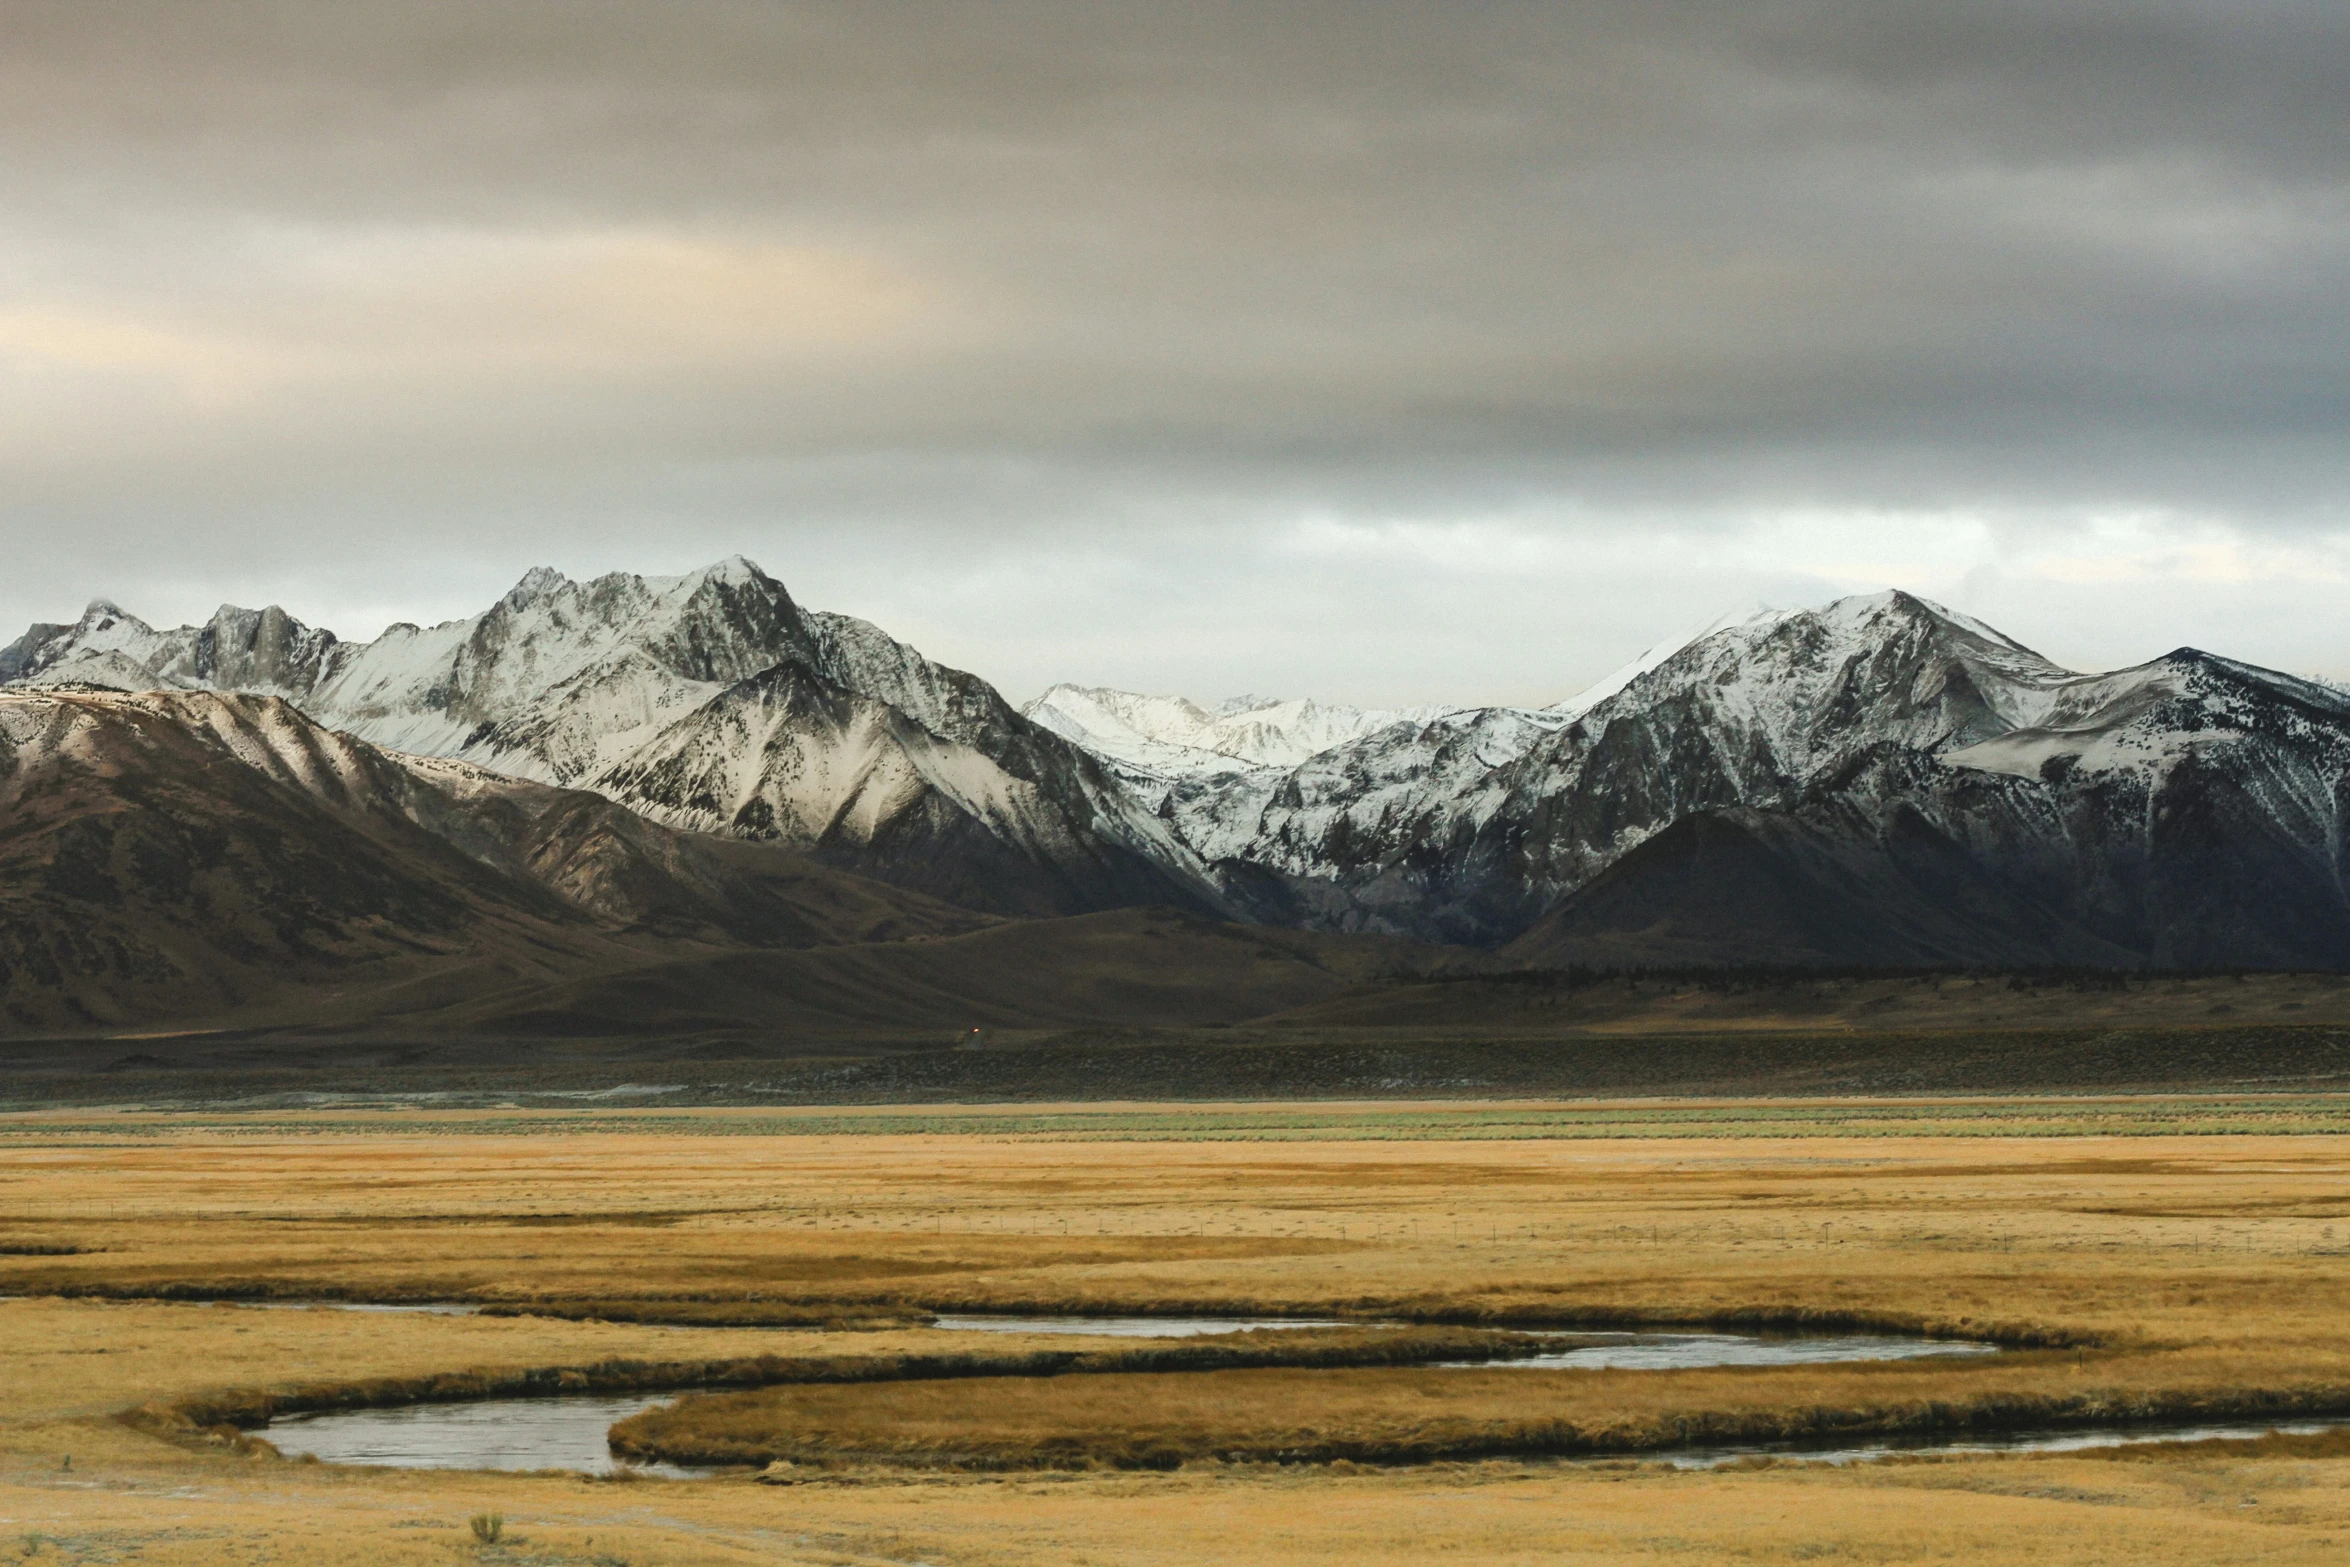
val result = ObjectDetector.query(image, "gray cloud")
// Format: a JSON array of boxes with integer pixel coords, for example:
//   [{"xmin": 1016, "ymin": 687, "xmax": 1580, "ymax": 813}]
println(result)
[{"xmin": 1, "ymin": 1, "xmax": 2346, "ymax": 703}]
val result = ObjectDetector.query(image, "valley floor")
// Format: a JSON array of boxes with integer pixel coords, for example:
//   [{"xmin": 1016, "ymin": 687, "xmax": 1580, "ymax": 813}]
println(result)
[
  {"xmin": 12, "ymin": 967, "xmax": 2350, "ymax": 1111},
  {"xmin": 2, "ymin": 1104, "xmax": 2350, "ymax": 1563}
]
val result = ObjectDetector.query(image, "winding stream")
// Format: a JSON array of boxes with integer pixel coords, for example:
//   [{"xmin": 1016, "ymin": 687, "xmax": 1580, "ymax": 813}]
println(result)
[
  {"xmin": 262, "ymin": 1314, "xmax": 2312, "ymax": 1478},
  {"xmin": 258, "ymin": 1320, "xmax": 2003, "ymax": 1474},
  {"xmin": 261, "ymin": 1383, "xmax": 2350, "ymax": 1477},
  {"xmin": 931, "ymin": 1313, "xmax": 1354, "ymax": 1336}
]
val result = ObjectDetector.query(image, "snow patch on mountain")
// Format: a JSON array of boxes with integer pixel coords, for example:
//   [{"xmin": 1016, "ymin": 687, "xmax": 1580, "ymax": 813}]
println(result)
[
  {"xmin": 1022, "ymin": 684, "xmax": 1444, "ymax": 783},
  {"xmin": 1946, "ymin": 650, "xmax": 2350, "ymax": 781},
  {"xmin": 0, "ymin": 686, "xmax": 381, "ymax": 807},
  {"xmin": 1544, "ymin": 603, "xmax": 1774, "ymax": 720}
]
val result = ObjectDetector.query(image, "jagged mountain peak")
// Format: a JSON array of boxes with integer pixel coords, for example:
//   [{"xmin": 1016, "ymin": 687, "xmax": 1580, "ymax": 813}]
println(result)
[
  {"xmin": 694, "ymin": 553, "xmax": 767, "ymax": 584},
  {"xmin": 0, "ymin": 558, "xmax": 832, "ymax": 763},
  {"xmin": 486, "ymin": 556, "xmax": 788, "ymax": 627},
  {"xmin": 1540, "ymin": 591, "xmax": 2051, "ymax": 730},
  {"xmin": 1832, "ymin": 589, "xmax": 2054, "ymax": 659},
  {"xmin": 503, "ymin": 564, "xmax": 570, "ymax": 604},
  {"xmin": 1567, "ymin": 586, "xmax": 2083, "ymax": 761},
  {"xmin": 1703, "ymin": 589, "xmax": 2055, "ymax": 665}
]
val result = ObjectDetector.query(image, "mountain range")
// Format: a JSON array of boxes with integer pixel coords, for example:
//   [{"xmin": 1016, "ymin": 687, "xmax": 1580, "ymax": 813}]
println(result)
[{"xmin": 5, "ymin": 558, "xmax": 2348, "ymax": 1034}]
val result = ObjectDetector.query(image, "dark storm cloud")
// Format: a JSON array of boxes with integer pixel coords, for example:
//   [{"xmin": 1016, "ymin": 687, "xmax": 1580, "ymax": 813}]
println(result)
[{"xmin": 1, "ymin": 2, "xmax": 2346, "ymax": 700}]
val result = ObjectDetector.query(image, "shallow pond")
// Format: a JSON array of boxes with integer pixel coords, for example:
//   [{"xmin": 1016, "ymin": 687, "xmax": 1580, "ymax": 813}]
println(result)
[{"xmin": 932, "ymin": 1317, "xmax": 2000, "ymax": 1367}]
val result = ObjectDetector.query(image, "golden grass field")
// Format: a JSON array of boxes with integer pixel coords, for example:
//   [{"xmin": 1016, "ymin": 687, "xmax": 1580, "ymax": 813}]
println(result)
[{"xmin": 4, "ymin": 1098, "xmax": 2350, "ymax": 1563}]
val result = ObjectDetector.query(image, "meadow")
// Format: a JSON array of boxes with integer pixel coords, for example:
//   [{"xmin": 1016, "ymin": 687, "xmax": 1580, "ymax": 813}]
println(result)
[{"xmin": 3, "ymin": 1099, "xmax": 2350, "ymax": 1563}]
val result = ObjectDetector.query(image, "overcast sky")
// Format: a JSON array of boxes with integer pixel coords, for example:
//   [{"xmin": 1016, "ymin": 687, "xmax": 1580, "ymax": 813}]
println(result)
[{"xmin": 2, "ymin": 1, "xmax": 2346, "ymax": 707}]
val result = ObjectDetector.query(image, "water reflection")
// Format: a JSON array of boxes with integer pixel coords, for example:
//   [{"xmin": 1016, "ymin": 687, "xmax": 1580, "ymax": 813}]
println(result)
[{"xmin": 266, "ymin": 1393, "xmax": 703, "ymax": 1476}]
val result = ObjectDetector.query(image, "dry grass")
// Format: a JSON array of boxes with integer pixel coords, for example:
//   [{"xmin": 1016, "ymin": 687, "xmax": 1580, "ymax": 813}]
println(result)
[{"xmin": 2, "ymin": 1105, "xmax": 2350, "ymax": 1562}]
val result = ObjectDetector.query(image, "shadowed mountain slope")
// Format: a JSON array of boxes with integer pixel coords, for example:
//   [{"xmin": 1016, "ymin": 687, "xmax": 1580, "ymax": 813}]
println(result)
[
  {"xmin": 395, "ymin": 907, "xmax": 1435, "ymax": 1041},
  {"xmin": 0, "ymin": 687, "xmax": 993, "ymax": 1033},
  {"xmin": 1501, "ymin": 807, "xmax": 2139, "ymax": 970},
  {"xmin": 0, "ymin": 687, "xmax": 1433, "ymax": 1040}
]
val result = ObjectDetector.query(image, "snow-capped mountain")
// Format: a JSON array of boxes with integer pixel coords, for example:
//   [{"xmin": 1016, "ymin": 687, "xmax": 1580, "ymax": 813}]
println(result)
[
  {"xmin": 1506, "ymin": 641, "xmax": 2350, "ymax": 969},
  {"xmin": 1078, "ymin": 608, "xmax": 1758, "ymax": 911},
  {"xmin": 0, "ymin": 560, "xmax": 1210, "ymax": 919},
  {"xmin": 1063, "ymin": 591, "xmax": 2350, "ymax": 962},
  {"xmin": 11, "ymin": 573, "xmax": 2350, "ymax": 968},
  {"xmin": 1, "ymin": 560, "xmax": 812, "ymax": 775}
]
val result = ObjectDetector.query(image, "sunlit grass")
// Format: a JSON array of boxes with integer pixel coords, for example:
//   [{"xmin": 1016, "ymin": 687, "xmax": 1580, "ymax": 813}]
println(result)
[{"xmin": 4, "ymin": 1110, "xmax": 2350, "ymax": 1562}]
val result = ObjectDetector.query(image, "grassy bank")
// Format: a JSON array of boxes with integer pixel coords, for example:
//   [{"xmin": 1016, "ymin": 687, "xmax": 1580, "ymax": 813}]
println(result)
[{"xmin": 607, "ymin": 1355, "xmax": 2350, "ymax": 1470}]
